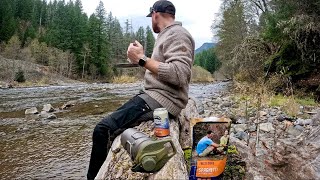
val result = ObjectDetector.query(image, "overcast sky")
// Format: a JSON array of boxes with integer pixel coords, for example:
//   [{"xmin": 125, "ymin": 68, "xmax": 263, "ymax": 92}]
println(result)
[{"xmin": 81, "ymin": 0, "xmax": 222, "ymax": 49}]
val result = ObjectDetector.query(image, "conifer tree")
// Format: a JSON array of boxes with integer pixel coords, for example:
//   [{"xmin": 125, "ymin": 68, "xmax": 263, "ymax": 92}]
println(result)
[{"xmin": 145, "ymin": 26, "xmax": 155, "ymax": 57}]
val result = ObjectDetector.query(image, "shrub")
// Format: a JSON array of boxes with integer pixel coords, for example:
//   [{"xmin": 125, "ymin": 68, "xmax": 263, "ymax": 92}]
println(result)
[{"xmin": 15, "ymin": 69, "xmax": 26, "ymax": 82}]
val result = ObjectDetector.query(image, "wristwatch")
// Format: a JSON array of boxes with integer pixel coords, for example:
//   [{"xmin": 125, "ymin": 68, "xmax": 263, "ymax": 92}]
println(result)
[{"xmin": 138, "ymin": 55, "xmax": 148, "ymax": 67}]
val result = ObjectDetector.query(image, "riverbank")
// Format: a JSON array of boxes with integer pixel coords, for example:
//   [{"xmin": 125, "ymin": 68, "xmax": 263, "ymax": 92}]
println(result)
[
  {"xmin": 0, "ymin": 55, "xmax": 216, "ymax": 88},
  {"xmin": 198, "ymin": 82, "xmax": 320, "ymax": 180}
]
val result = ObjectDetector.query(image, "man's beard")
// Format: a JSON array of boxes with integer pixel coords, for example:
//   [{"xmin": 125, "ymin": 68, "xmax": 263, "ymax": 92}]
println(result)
[{"xmin": 152, "ymin": 22, "xmax": 160, "ymax": 33}]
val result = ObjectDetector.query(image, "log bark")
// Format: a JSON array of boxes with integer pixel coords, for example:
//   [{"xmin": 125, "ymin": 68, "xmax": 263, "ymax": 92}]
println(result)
[{"xmin": 95, "ymin": 98, "xmax": 200, "ymax": 180}]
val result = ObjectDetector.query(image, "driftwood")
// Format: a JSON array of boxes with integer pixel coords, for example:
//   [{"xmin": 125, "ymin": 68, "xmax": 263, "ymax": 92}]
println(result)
[{"xmin": 95, "ymin": 98, "xmax": 200, "ymax": 180}]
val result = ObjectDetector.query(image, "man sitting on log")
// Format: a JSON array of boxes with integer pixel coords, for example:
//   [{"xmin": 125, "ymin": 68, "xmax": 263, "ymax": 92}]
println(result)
[{"xmin": 87, "ymin": 0, "xmax": 195, "ymax": 179}]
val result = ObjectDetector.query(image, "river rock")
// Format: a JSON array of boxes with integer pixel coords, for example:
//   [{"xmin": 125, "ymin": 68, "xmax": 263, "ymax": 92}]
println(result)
[
  {"xmin": 267, "ymin": 117, "xmax": 274, "ymax": 123},
  {"xmin": 259, "ymin": 123, "xmax": 274, "ymax": 132},
  {"xmin": 294, "ymin": 118, "xmax": 313, "ymax": 126},
  {"xmin": 5, "ymin": 83, "xmax": 14, "ymax": 88},
  {"xmin": 276, "ymin": 115, "xmax": 286, "ymax": 122},
  {"xmin": 248, "ymin": 124, "xmax": 257, "ymax": 132},
  {"xmin": 211, "ymin": 100, "xmax": 220, "ymax": 105},
  {"xmin": 234, "ymin": 131, "xmax": 249, "ymax": 141},
  {"xmin": 287, "ymin": 126, "xmax": 302, "ymax": 136},
  {"xmin": 25, "ymin": 107, "xmax": 39, "ymax": 115},
  {"xmin": 259, "ymin": 111, "xmax": 267, "ymax": 117},
  {"xmin": 60, "ymin": 100, "xmax": 76, "ymax": 109},
  {"xmin": 220, "ymin": 102, "xmax": 232, "ymax": 108},
  {"xmin": 0, "ymin": 132, "xmax": 6, "ymax": 136},
  {"xmin": 206, "ymin": 101, "xmax": 214, "ymax": 107},
  {"xmin": 236, "ymin": 117, "xmax": 246, "ymax": 124},
  {"xmin": 294, "ymin": 125, "xmax": 304, "ymax": 131},
  {"xmin": 40, "ymin": 111, "xmax": 57, "ymax": 119},
  {"xmin": 42, "ymin": 104, "xmax": 54, "ymax": 112},
  {"xmin": 269, "ymin": 109, "xmax": 277, "ymax": 116}
]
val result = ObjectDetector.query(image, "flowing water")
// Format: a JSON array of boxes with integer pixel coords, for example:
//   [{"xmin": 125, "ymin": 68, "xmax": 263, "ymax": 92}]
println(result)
[{"xmin": 0, "ymin": 82, "xmax": 230, "ymax": 179}]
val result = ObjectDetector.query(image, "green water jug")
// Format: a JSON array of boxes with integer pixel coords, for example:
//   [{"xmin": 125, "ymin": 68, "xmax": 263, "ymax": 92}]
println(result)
[{"xmin": 121, "ymin": 128, "xmax": 176, "ymax": 172}]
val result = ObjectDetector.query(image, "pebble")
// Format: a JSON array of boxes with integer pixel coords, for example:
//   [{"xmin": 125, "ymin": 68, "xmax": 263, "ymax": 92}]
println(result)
[
  {"xmin": 0, "ymin": 132, "xmax": 6, "ymax": 136},
  {"xmin": 248, "ymin": 124, "xmax": 257, "ymax": 132}
]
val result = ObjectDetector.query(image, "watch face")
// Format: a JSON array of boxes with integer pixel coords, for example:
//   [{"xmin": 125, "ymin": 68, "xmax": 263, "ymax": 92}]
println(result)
[{"xmin": 139, "ymin": 58, "xmax": 146, "ymax": 66}]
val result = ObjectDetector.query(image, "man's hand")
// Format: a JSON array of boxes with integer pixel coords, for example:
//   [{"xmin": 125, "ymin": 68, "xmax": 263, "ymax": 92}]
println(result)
[{"xmin": 127, "ymin": 40, "xmax": 144, "ymax": 64}]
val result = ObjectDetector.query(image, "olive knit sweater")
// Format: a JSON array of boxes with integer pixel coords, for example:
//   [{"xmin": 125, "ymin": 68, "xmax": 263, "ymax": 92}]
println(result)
[{"xmin": 142, "ymin": 21, "xmax": 195, "ymax": 116}]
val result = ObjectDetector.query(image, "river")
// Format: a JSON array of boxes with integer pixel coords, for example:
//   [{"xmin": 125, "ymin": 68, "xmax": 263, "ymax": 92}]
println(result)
[{"xmin": 0, "ymin": 82, "xmax": 230, "ymax": 179}]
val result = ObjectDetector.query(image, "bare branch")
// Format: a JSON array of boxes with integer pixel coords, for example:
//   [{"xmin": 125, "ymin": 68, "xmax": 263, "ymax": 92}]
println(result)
[
  {"xmin": 249, "ymin": 0, "xmax": 264, "ymax": 12},
  {"xmin": 249, "ymin": 0, "xmax": 270, "ymax": 13},
  {"xmin": 261, "ymin": 0, "xmax": 269, "ymax": 12}
]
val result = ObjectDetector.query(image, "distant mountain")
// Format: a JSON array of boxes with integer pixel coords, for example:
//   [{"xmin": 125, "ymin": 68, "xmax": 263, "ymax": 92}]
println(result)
[{"xmin": 195, "ymin": 43, "xmax": 216, "ymax": 54}]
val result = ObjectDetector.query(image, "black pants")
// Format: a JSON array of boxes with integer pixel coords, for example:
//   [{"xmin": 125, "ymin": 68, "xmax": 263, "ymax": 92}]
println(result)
[{"xmin": 87, "ymin": 95, "xmax": 162, "ymax": 180}]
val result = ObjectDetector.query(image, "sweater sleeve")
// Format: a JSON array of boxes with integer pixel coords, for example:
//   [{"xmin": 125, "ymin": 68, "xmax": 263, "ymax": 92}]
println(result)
[{"xmin": 158, "ymin": 31, "xmax": 194, "ymax": 87}]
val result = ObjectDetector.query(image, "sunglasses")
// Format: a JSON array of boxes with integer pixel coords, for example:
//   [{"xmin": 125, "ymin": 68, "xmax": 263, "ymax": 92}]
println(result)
[{"xmin": 149, "ymin": 7, "xmax": 155, "ymax": 13}]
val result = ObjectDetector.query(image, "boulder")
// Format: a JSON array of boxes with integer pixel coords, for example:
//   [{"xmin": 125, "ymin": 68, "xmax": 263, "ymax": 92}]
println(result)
[
  {"xmin": 95, "ymin": 98, "xmax": 199, "ymax": 180},
  {"xmin": 230, "ymin": 125, "xmax": 320, "ymax": 180},
  {"xmin": 25, "ymin": 107, "xmax": 39, "ymax": 115},
  {"xmin": 178, "ymin": 98, "xmax": 200, "ymax": 149},
  {"xmin": 95, "ymin": 119, "xmax": 187, "ymax": 180},
  {"xmin": 273, "ymin": 126, "xmax": 320, "ymax": 179},
  {"xmin": 42, "ymin": 104, "xmax": 55, "ymax": 112},
  {"xmin": 229, "ymin": 136, "xmax": 281, "ymax": 180}
]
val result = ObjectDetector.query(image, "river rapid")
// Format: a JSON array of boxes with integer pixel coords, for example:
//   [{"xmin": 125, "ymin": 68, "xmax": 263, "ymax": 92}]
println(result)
[{"xmin": 0, "ymin": 82, "xmax": 230, "ymax": 179}]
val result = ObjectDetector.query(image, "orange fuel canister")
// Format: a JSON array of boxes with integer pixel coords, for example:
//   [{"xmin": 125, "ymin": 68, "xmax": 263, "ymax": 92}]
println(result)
[{"xmin": 153, "ymin": 108, "xmax": 170, "ymax": 137}]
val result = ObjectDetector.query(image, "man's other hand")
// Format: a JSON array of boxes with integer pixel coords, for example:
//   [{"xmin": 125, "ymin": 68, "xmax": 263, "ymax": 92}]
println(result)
[{"xmin": 127, "ymin": 40, "xmax": 144, "ymax": 64}]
